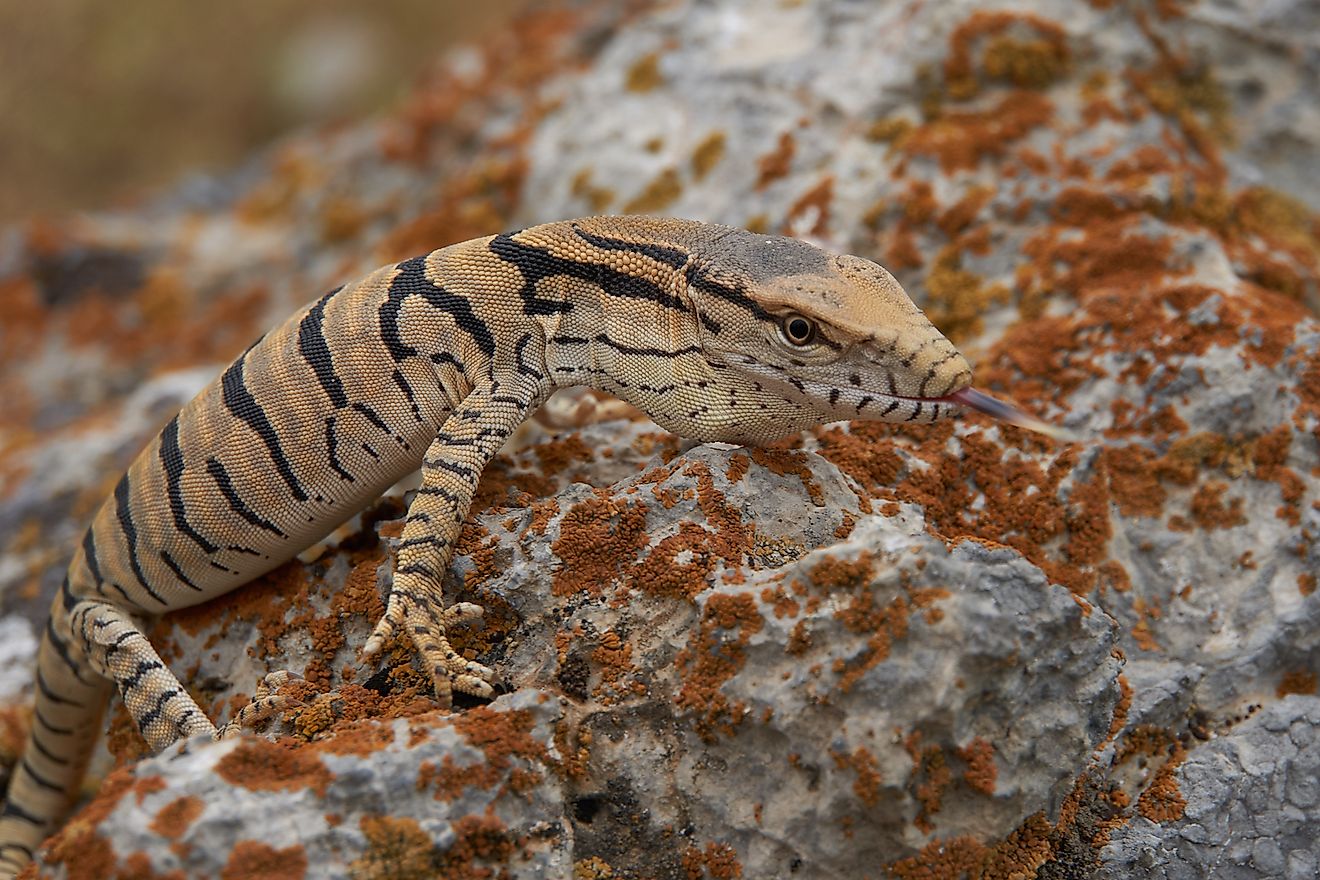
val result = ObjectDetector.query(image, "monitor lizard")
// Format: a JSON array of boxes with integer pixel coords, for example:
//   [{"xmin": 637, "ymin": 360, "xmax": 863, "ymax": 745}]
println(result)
[{"xmin": 0, "ymin": 216, "xmax": 1067, "ymax": 875}]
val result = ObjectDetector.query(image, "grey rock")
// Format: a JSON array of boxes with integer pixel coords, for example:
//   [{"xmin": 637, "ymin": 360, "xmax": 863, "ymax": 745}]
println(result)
[{"xmin": 1102, "ymin": 697, "xmax": 1320, "ymax": 880}]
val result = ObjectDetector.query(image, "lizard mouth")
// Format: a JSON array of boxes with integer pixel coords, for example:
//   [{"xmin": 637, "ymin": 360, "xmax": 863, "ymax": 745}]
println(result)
[{"xmin": 928, "ymin": 387, "xmax": 1076, "ymax": 441}]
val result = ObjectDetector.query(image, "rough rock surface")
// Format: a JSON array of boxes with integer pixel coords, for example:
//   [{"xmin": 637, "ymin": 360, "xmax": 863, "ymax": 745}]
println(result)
[{"xmin": 1, "ymin": 0, "xmax": 1318, "ymax": 878}]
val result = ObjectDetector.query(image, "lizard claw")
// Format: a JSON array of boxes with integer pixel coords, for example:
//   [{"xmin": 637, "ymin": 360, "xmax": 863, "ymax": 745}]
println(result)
[
  {"xmin": 214, "ymin": 670, "xmax": 303, "ymax": 740},
  {"xmin": 361, "ymin": 592, "xmax": 496, "ymax": 708},
  {"xmin": 361, "ymin": 595, "xmax": 408, "ymax": 658}
]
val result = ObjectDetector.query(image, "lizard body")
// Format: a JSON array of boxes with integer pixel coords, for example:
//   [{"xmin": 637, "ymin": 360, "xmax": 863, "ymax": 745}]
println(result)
[{"xmin": 0, "ymin": 216, "xmax": 979, "ymax": 874}]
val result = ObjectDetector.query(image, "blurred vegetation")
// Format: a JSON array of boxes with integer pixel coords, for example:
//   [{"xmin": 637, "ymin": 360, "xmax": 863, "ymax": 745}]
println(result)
[{"xmin": 0, "ymin": 0, "xmax": 524, "ymax": 222}]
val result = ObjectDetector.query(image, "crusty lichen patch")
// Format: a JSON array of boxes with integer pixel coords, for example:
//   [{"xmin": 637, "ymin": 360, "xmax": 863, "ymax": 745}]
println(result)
[
  {"xmin": 214, "ymin": 737, "xmax": 333, "ymax": 797},
  {"xmin": 886, "ymin": 812, "xmax": 1053, "ymax": 879},
  {"xmin": 149, "ymin": 795, "xmax": 204, "ymax": 841},
  {"xmin": 943, "ymin": 11, "xmax": 1071, "ymax": 100},
  {"xmin": 681, "ymin": 841, "xmax": 744, "ymax": 880},
  {"xmin": 416, "ymin": 706, "xmax": 550, "ymax": 802},
  {"xmin": 349, "ymin": 815, "xmax": 437, "ymax": 880},
  {"xmin": 675, "ymin": 592, "xmax": 764, "ymax": 741},
  {"xmin": 36, "ymin": 768, "xmax": 153, "ymax": 880},
  {"xmin": 221, "ymin": 841, "xmax": 309, "ymax": 880}
]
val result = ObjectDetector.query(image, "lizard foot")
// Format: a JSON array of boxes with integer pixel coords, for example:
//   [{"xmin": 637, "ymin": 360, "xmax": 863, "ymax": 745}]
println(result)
[
  {"xmin": 363, "ymin": 594, "xmax": 494, "ymax": 708},
  {"xmin": 214, "ymin": 671, "xmax": 304, "ymax": 741}
]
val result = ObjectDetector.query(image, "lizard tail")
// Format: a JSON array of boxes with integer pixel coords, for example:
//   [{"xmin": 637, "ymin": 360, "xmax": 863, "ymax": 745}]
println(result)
[{"xmin": 0, "ymin": 608, "xmax": 111, "ymax": 877}]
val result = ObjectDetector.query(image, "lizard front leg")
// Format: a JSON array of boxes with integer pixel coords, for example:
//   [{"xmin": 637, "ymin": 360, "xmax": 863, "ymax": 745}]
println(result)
[
  {"xmin": 363, "ymin": 382, "xmax": 539, "ymax": 708},
  {"xmin": 70, "ymin": 601, "xmax": 216, "ymax": 750}
]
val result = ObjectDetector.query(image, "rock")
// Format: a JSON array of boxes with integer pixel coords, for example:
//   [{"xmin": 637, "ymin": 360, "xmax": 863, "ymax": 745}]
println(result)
[
  {"xmin": 0, "ymin": 0, "xmax": 1318, "ymax": 877},
  {"xmin": 1100, "ymin": 696, "xmax": 1320, "ymax": 880},
  {"xmin": 41, "ymin": 691, "xmax": 570, "ymax": 880},
  {"xmin": 41, "ymin": 451, "xmax": 1121, "ymax": 878}
]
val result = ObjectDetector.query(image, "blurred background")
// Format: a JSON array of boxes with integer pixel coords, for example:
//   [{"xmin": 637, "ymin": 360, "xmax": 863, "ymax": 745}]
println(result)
[{"xmin": 0, "ymin": 0, "xmax": 526, "ymax": 223}]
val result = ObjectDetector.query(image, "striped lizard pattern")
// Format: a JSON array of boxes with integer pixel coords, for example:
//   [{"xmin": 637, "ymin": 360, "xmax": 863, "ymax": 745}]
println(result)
[{"xmin": 0, "ymin": 215, "xmax": 994, "ymax": 874}]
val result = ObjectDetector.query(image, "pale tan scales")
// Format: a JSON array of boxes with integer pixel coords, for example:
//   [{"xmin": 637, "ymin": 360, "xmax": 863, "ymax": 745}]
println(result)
[{"xmin": 0, "ymin": 216, "xmax": 1060, "ymax": 875}]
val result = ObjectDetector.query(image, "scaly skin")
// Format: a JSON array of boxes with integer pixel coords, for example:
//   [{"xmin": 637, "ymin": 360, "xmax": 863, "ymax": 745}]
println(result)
[{"xmin": 0, "ymin": 216, "xmax": 976, "ymax": 875}]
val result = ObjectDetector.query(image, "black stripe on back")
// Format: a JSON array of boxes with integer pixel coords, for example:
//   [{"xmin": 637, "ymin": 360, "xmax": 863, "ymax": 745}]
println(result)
[
  {"xmin": 20, "ymin": 759, "xmax": 61, "ymax": 793},
  {"xmin": 391, "ymin": 369, "xmax": 423, "ymax": 422},
  {"xmin": 513, "ymin": 333, "xmax": 546, "ymax": 379},
  {"xmin": 205, "ymin": 457, "xmax": 288, "ymax": 537},
  {"xmin": 31, "ymin": 735, "xmax": 70, "ymax": 766},
  {"xmin": 113, "ymin": 474, "xmax": 167, "ymax": 606},
  {"xmin": 571, "ymin": 225, "xmax": 690, "ymax": 269},
  {"xmin": 160, "ymin": 416, "xmax": 219, "ymax": 554},
  {"xmin": 351, "ymin": 401, "xmax": 402, "ymax": 445},
  {"xmin": 0, "ymin": 801, "xmax": 43, "ymax": 827},
  {"xmin": 220, "ymin": 355, "xmax": 309, "ymax": 502},
  {"xmin": 160, "ymin": 550, "xmax": 203, "ymax": 591},
  {"xmin": 35, "ymin": 705, "xmax": 74, "ymax": 736},
  {"xmin": 81, "ymin": 528, "xmax": 103, "ymax": 587},
  {"xmin": 324, "ymin": 416, "xmax": 355, "ymax": 482},
  {"xmin": 382, "ymin": 256, "xmax": 496, "ymax": 359},
  {"xmin": 35, "ymin": 669, "xmax": 79, "ymax": 707},
  {"xmin": 686, "ymin": 264, "xmax": 773, "ymax": 321},
  {"xmin": 491, "ymin": 233, "xmax": 692, "ymax": 316},
  {"xmin": 595, "ymin": 334, "xmax": 702, "ymax": 359},
  {"xmin": 59, "ymin": 576, "xmax": 77, "ymax": 613},
  {"xmin": 298, "ymin": 287, "xmax": 348, "ymax": 408}
]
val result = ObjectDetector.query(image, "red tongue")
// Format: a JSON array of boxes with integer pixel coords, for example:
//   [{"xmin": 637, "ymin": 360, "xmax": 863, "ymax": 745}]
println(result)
[{"xmin": 942, "ymin": 388, "xmax": 1076, "ymax": 441}]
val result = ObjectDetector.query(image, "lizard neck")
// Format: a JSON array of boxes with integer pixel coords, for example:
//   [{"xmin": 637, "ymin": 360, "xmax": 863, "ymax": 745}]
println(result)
[{"xmin": 498, "ymin": 218, "xmax": 704, "ymax": 400}]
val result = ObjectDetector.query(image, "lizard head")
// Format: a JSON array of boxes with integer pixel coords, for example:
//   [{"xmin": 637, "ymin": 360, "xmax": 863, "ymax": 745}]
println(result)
[{"xmin": 675, "ymin": 231, "xmax": 972, "ymax": 443}]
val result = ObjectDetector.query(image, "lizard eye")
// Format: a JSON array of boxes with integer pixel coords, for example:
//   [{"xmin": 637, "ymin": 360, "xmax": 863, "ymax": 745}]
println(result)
[{"xmin": 780, "ymin": 313, "xmax": 817, "ymax": 346}]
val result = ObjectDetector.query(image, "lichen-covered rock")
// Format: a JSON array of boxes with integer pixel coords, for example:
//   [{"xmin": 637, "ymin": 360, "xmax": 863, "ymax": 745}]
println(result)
[
  {"xmin": 41, "ymin": 691, "xmax": 569, "ymax": 880},
  {"xmin": 1, "ymin": 0, "xmax": 1318, "ymax": 877},
  {"xmin": 1099, "ymin": 696, "xmax": 1320, "ymax": 880}
]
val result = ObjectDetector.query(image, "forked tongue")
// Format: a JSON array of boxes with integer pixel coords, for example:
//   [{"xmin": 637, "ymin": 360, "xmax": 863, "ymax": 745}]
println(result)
[{"xmin": 944, "ymin": 388, "xmax": 1076, "ymax": 441}]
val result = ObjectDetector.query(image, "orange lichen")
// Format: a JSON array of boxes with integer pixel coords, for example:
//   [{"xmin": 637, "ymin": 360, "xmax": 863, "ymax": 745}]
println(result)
[
  {"xmin": 691, "ymin": 131, "xmax": 727, "ymax": 181},
  {"xmin": 550, "ymin": 490, "xmax": 649, "ymax": 596},
  {"xmin": 675, "ymin": 593, "xmax": 764, "ymax": 740},
  {"xmin": 149, "ymin": 795, "xmax": 204, "ymax": 840},
  {"xmin": 416, "ymin": 706, "xmax": 549, "ymax": 802},
  {"xmin": 1185, "ymin": 481, "xmax": 1246, "ymax": 530},
  {"xmin": 725, "ymin": 452, "xmax": 750, "ymax": 484},
  {"xmin": 749, "ymin": 448, "xmax": 824, "ymax": 506},
  {"xmin": 813, "ymin": 425, "xmax": 905, "ymax": 495},
  {"xmin": 887, "ymin": 813, "xmax": 1053, "ymax": 880},
  {"xmin": 681, "ymin": 841, "xmax": 744, "ymax": 879},
  {"xmin": 923, "ymin": 247, "xmax": 1011, "ymax": 341},
  {"xmin": 937, "ymin": 185, "xmax": 995, "ymax": 238},
  {"xmin": 625, "ymin": 52, "xmax": 663, "ymax": 93},
  {"xmin": 434, "ymin": 813, "xmax": 520, "ymax": 880},
  {"xmin": 1137, "ymin": 757, "xmax": 1187, "ymax": 823},
  {"xmin": 221, "ymin": 842, "xmax": 308, "ymax": 880},
  {"xmin": 756, "ymin": 132, "xmax": 796, "ymax": 189},
  {"xmin": 831, "ymin": 746, "xmax": 883, "ymax": 806},
  {"xmin": 36, "ymin": 767, "xmax": 136, "ymax": 880},
  {"xmin": 903, "ymin": 92, "xmax": 1054, "ymax": 173},
  {"xmin": 944, "ymin": 12, "xmax": 1070, "ymax": 100},
  {"xmin": 571, "ymin": 169, "xmax": 615, "ymax": 214},
  {"xmin": 623, "ymin": 167, "xmax": 683, "ymax": 215},
  {"xmin": 350, "ymin": 814, "xmax": 437, "ymax": 880},
  {"xmin": 214, "ymin": 737, "xmax": 333, "ymax": 797},
  {"xmin": 1277, "ymin": 670, "xmax": 1318, "ymax": 698},
  {"xmin": 590, "ymin": 629, "xmax": 639, "ymax": 701},
  {"xmin": 958, "ymin": 738, "xmax": 998, "ymax": 796},
  {"xmin": 785, "ymin": 176, "xmax": 834, "ymax": 238},
  {"xmin": 0, "ymin": 707, "xmax": 26, "ymax": 769},
  {"xmin": 379, "ymin": 157, "xmax": 528, "ymax": 261},
  {"xmin": 1102, "ymin": 674, "xmax": 1134, "ymax": 748},
  {"xmin": 905, "ymin": 732, "xmax": 953, "ymax": 833}
]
